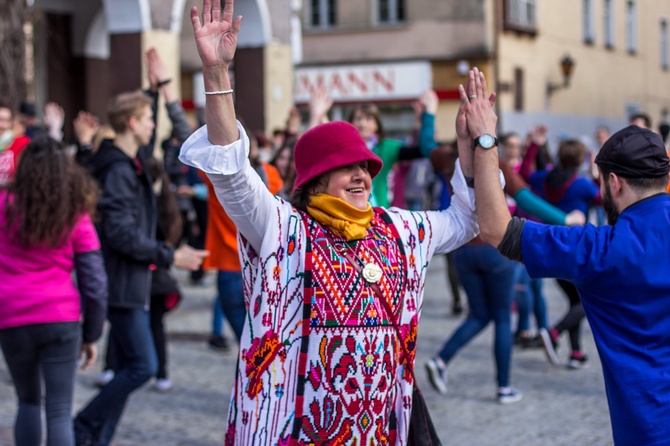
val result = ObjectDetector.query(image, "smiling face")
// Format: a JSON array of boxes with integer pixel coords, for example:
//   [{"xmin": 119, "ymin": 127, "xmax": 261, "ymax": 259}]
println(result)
[
  {"xmin": 319, "ymin": 161, "xmax": 372, "ymax": 210},
  {"xmin": 351, "ymin": 110, "xmax": 379, "ymax": 141}
]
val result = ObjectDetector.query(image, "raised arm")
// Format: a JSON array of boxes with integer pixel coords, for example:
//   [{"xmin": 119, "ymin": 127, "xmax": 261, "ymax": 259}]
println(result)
[
  {"xmin": 146, "ymin": 47, "xmax": 194, "ymax": 142},
  {"xmin": 191, "ymin": 0, "xmax": 242, "ymax": 145},
  {"xmin": 181, "ymin": 0, "xmax": 282, "ymax": 252},
  {"xmin": 465, "ymin": 68, "xmax": 509, "ymax": 247}
]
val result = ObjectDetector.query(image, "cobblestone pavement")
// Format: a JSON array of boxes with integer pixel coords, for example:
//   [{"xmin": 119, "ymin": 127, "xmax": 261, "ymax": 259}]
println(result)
[{"xmin": 0, "ymin": 256, "xmax": 613, "ymax": 445}]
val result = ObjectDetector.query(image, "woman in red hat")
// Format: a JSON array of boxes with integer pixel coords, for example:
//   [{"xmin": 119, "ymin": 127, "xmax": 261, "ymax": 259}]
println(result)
[{"xmin": 180, "ymin": 1, "xmax": 481, "ymax": 444}]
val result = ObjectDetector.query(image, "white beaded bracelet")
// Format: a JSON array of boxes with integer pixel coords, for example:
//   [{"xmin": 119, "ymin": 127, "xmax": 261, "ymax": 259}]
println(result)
[{"xmin": 204, "ymin": 89, "xmax": 234, "ymax": 95}]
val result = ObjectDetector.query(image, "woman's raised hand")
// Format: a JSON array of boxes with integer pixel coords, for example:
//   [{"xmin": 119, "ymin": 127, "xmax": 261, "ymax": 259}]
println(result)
[{"xmin": 191, "ymin": 0, "xmax": 243, "ymax": 71}]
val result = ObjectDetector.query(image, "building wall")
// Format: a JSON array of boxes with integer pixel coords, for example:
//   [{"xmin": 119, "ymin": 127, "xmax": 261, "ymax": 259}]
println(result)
[
  {"xmin": 497, "ymin": 0, "xmax": 670, "ymax": 141},
  {"xmin": 299, "ymin": 0, "xmax": 494, "ymax": 140},
  {"xmin": 264, "ymin": 43, "xmax": 295, "ymax": 133},
  {"xmin": 301, "ymin": 0, "xmax": 490, "ymax": 64}
]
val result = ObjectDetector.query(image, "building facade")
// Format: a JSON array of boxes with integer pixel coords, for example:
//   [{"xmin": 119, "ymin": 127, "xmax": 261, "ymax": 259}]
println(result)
[
  {"xmin": 298, "ymin": 0, "xmax": 670, "ymax": 147},
  {"xmin": 297, "ymin": 0, "xmax": 494, "ymax": 140},
  {"xmin": 498, "ymin": 0, "xmax": 670, "ymax": 147},
  {"xmin": 30, "ymin": 0, "xmax": 296, "ymax": 143}
]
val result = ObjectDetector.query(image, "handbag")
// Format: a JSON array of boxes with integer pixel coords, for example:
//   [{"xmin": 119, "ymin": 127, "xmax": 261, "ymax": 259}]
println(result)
[{"xmin": 323, "ymin": 232, "xmax": 442, "ymax": 446}]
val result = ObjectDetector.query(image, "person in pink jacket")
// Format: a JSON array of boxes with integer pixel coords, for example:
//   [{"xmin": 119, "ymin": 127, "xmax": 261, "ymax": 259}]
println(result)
[{"xmin": 0, "ymin": 137, "xmax": 108, "ymax": 446}]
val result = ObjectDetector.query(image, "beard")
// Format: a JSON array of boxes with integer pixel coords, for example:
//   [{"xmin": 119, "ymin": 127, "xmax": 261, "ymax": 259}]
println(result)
[{"xmin": 602, "ymin": 181, "xmax": 620, "ymax": 225}]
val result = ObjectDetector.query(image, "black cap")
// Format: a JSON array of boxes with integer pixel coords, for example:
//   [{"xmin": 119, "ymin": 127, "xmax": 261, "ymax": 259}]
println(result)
[
  {"xmin": 595, "ymin": 125, "xmax": 670, "ymax": 178},
  {"xmin": 19, "ymin": 101, "xmax": 36, "ymax": 118}
]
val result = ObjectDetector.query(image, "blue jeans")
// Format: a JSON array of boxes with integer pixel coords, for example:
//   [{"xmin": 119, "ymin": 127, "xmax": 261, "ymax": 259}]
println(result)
[
  {"xmin": 217, "ymin": 270, "xmax": 246, "ymax": 341},
  {"xmin": 437, "ymin": 244, "xmax": 518, "ymax": 387},
  {"xmin": 0, "ymin": 322, "xmax": 80, "ymax": 446},
  {"xmin": 212, "ymin": 294, "xmax": 227, "ymax": 337},
  {"xmin": 75, "ymin": 308, "xmax": 157, "ymax": 446},
  {"xmin": 515, "ymin": 266, "xmax": 548, "ymax": 333}
]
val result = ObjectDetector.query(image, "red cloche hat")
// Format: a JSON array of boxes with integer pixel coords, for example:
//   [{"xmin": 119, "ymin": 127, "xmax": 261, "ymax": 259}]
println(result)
[{"xmin": 292, "ymin": 121, "xmax": 383, "ymax": 192}]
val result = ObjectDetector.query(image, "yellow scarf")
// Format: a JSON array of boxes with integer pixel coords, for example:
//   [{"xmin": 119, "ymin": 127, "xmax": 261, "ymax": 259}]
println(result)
[{"xmin": 306, "ymin": 194, "xmax": 374, "ymax": 240}]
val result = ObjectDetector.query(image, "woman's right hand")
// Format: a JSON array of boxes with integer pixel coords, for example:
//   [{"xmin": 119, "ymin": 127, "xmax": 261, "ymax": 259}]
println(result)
[{"xmin": 191, "ymin": 0, "xmax": 243, "ymax": 71}]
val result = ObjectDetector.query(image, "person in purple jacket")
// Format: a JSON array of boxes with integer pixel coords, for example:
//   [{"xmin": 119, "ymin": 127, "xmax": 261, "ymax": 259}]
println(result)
[{"xmin": 0, "ymin": 137, "xmax": 108, "ymax": 446}]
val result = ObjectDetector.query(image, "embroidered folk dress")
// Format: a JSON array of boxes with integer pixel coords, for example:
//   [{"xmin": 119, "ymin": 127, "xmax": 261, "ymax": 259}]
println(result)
[{"xmin": 180, "ymin": 122, "xmax": 479, "ymax": 446}]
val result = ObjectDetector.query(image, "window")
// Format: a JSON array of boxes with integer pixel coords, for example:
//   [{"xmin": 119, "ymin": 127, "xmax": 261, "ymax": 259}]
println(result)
[
  {"xmin": 309, "ymin": 0, "xmax": 336, "ymax": 28},
  {"xmin": 514, "ymin": 68, "xmax": 524, "ymax": 111},
  {"xmin": 626, "ymin": 1, "xmax": 637, "ymax": 53},
  {"xmin": 583, "ymin": 0, "xmax": 595, "ymax": 44},
  {"xmin": 378, "ymin": 0, "xmax": 406, "ymax": 24},
  {"xmin": 603, "ymin": 0, "xmax": 614, "ymax": 48},
  {"xmin": 504, "ymin": 0, "xmax": 537, "ymax": 33},
  {"xmin": 662, "ymin": 19, "xmax": 669, "ymax": 69}
]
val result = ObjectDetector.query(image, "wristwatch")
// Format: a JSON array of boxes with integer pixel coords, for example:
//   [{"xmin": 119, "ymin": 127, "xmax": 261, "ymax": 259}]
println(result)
[{"xmin": 472, "ymin": 133, "xmax": 498, "ymax": 150}]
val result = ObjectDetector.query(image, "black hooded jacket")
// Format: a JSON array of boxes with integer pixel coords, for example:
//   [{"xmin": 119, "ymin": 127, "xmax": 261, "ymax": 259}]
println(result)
[{"xmin": 90, "ymin": 140, "xmax": 174, "ymax": 309}]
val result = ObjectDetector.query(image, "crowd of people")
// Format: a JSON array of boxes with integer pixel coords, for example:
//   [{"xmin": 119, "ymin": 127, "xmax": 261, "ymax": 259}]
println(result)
[{"xmin": 1, "ymin": 0, "xmax": 670, "ymax": 444}]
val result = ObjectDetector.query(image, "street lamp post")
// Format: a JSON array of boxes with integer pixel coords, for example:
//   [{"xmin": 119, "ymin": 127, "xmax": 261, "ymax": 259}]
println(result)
[{"xmin": 546, "ymin": 54, "xmax": 575, "ymax": 96}]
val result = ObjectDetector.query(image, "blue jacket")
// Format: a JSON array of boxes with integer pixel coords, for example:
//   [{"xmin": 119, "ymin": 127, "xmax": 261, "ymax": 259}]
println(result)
[{"xmin": 522, "ymin": 194, "xmax": 670, "ymax": 446}]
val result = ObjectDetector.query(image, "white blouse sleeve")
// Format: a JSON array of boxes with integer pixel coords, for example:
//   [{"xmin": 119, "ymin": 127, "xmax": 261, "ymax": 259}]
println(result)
[
  {"xmin": 424, "ymin": 159, "xmax": 479, "ymax": 254},
  {"xmin": 425, "ymin": 159, "xmax": 506, "ymax": 255},
  {"xmin": 179, "ymin": 121, "xmax": 281, "ymax": 252}
]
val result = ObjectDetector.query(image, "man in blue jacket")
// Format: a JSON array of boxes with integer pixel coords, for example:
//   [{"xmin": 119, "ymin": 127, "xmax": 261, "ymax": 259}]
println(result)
[
  {"xmin": 74, "ymin": 90, "xmax": 208, "ymax": 446},
  {"xmin": 465, "ymin": 67, "xmax": 670, "ymax": 446}
]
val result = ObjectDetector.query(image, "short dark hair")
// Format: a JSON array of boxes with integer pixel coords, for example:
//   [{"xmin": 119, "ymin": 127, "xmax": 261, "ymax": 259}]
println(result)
[
  {"xmin": 557, "ymin": 139, "xmax": 586, "ymax": 171},
  {"xmin": 0, "ymin": 99, "xmax": 14, "ymax": 116},
  {"xmin": 499, "ymin": 132, "xmax": 520, "ymax": 147},
  {"xmin": 629, "ymin": 113, "xmax": 651, "ymax": 129},
  {"xmin": 289, "ymin": 173, "xmax": 329, "ymax": 212},
  {"xmin": 659, "ymin": 123, "xmax": 670, "ymax": 142},
  {"xmin": 599, "ymin": 166, "xmax": 668, "ymax": 193}
]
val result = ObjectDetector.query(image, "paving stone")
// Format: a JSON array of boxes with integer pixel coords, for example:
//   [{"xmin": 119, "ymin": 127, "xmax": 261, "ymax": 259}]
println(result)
[{"xmin": 0, "ymin": 256, "xmax": 613, "ymax": 445}]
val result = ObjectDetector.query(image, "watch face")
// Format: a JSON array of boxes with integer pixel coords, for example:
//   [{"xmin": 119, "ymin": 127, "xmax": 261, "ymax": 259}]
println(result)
[{"xmin": 479, "ymin": 133, "xmax": 495, "ymax": 149}]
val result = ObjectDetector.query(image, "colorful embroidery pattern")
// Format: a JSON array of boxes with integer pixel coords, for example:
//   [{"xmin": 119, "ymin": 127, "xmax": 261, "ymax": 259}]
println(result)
[
  {"xmin": 292, "ymin": 214, "xmax": 406, "ymax": 445},
  {"xmin": 228, "ymin": 202, "xmax": 471, "ymax": 445}
]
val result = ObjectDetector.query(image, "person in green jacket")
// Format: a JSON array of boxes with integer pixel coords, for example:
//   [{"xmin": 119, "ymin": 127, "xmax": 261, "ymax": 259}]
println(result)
[{"xmin": 347, "ymin": 91, "xmax": 438, "ymax": 208}]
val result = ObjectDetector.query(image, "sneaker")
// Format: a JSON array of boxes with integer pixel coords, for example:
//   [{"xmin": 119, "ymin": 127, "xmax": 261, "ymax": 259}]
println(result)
[
  {"xmin": 567, "ymin": 353, "xmax": 589, "ymax": 370},
  {"xmin": 154, "ymin": 378, "xmax": 173, "ymax": 392},
  {"xmin": 539, "ymin": 328, "xmax": 560, "ymax": 366},
  {"xmin": 94, "ymin": 369, "xmax": 114, "ymax": 388},
  {"xmin": 521, "ymin": 335, "xmax": 543, "ymax": 349},
  {"xmin": 208, "ymin": 334, "xmax": 230, "ymax": 351},
  {"xmin": 73, "ymin": 418, "xmax": 94, "ymax": 446},
  {"xmin": 425, "ymin": 357, "xmax": 448, "ymax": 395},
  {"xmin": 497, "ymin": 388, "xmax": 523, "ymax": 404}
]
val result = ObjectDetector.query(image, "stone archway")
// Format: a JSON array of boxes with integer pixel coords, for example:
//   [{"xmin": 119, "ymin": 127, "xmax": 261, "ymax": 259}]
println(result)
[
  {"xmin": 179, "ymin": 0, "xmax": 272, "ymax": 72},
  {"xmin": 179, "ymin": 0, "xmax": 294, "ymax": 134}
]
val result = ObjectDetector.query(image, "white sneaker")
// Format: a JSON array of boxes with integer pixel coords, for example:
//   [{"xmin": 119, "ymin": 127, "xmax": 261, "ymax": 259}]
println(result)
[
  {"xmin": 497, "ymin": 387, "xmax": 523, "ymax": 404},
  {"xmin": 94, "ymin": 370, "xmax": 114, "ymax": 388},
  {"xmin": 154, "ymin": 378, "xmax": 173, "ymax": 392},
  {"xmin": 425, "ymin": 358, "xmax": 448, "ymax": 395}
]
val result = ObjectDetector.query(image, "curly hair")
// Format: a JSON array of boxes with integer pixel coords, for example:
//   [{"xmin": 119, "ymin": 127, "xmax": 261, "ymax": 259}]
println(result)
[{"xmin": 3, "ymin": 137, "xmax": 100, "ymax": 248}]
